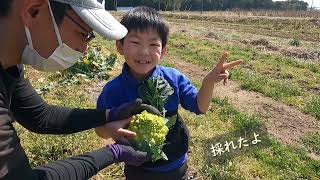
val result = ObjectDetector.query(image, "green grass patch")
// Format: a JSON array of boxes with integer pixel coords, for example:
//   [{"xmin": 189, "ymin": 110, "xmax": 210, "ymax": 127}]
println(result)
[
  {"xmin": 289, "ymin": 39, "xmax": 302, "ymax": 47},
  {"xmin": 254, "ymin": 139, "xmax": 320, "ymax": 179},
  {"xmin": 304, "ymin": 96, "xmax": 320, "ymax": 120},
  {"xmin": 232, "ymin": 68, "xmax": 303, "ymax": 100},
  {"xmin": 302, "ymin": 132, "xmax": 320, "ymax": 155},
  {"xmin": 211, "ymin": 97, "xmax": 260, "ymax": 132},
  {"xmin": 160, "ymin": 60, "xmax": 176, "ymax": 68},
  {"xmin": 307, "ymin": 63, "xmax": 320, "ymax": 73}
]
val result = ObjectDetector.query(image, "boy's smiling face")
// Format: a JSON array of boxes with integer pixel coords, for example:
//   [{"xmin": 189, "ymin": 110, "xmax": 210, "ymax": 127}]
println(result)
[{"xmin": 116, "ymin": 28, "xmax": 167, "ymax": 79}]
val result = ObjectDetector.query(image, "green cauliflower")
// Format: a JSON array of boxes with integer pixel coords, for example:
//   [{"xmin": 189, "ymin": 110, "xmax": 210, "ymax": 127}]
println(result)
[{"xmin": 128, "ymin": 110, "xmax": 169, "ymax": 162}]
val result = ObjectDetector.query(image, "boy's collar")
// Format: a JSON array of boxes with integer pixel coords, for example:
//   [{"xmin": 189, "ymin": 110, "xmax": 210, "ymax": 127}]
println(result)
[{"xmin": 121, "ymin": 63, "xmax": 160, "ymax": 85}]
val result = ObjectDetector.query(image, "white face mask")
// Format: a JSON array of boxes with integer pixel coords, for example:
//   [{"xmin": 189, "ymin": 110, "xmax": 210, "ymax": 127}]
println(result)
[{"xmin": 22, "ymin": 2, "xmax": 83, "ymax": 72}]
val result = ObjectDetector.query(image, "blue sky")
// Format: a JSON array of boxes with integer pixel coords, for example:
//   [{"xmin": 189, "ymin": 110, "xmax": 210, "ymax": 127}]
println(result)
[{"xmin": 273, "ymin": 0, "xmax": 320, "ymax": 8}]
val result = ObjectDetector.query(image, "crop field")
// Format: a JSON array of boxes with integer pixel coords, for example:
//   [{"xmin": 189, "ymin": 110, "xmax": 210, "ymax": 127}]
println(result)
[{"xmin": 17, "ymin": 11, "xmax": 319, "ymax": 179}]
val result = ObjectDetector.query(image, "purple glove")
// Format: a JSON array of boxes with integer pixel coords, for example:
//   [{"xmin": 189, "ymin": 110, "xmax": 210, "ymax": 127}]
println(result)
[
  {"xmin": 108, "ymin": 144, "xmax": 150, "ymax": 166},
  {"xmin": 108, "ymin": 99, "xmax": 160, "ymax": 122}
]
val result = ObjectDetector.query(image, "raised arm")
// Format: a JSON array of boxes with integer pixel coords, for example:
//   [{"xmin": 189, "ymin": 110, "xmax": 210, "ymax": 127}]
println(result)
[{"xmin": 197, "ymin": 52, "xmax": 243, "ymax": 113}]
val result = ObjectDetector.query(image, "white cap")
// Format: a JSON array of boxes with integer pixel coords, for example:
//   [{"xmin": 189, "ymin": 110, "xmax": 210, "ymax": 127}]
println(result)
[{"xmin": 52, "ymin": 0, "xmax": 127, "ymax": 40}]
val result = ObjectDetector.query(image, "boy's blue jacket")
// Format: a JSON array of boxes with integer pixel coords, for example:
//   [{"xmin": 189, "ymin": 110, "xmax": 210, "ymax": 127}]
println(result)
[
  {"xmin": 97, "ymin": 63, "xmax": 202, "ymax": 171},
  {"xmin": 97, "ymin": 63, "xmax": 201, "ymax": 115}
]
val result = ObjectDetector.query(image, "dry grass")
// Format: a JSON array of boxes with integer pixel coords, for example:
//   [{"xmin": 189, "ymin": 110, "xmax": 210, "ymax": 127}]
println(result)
[{"xmin": 161, "ymin": 10, "xmax": 320, "ymax": 19}]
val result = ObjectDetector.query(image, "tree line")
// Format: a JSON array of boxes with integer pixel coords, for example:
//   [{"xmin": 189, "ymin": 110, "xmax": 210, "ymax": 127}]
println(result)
[{"xmin": 105, "ymin": 0, "xmax": 309, "ymax": 11}]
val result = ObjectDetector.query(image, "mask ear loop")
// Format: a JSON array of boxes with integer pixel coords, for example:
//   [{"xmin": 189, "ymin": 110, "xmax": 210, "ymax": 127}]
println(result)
[
  {"xmin": 47, "ymin": 1, "xmax": 63, "ymax": 46},
  {"xmin": 24, "ymin": 26, "xmax": 34, "ymax": 49}
]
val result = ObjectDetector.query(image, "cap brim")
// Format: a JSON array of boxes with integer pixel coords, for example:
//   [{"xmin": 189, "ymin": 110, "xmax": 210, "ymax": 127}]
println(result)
[{"xmin": 71, "ymin": 6, "xmax": 127, "ymax": 40}]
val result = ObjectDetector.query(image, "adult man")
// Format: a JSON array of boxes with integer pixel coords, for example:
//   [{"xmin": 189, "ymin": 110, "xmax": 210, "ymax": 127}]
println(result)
[{"xmin": 0, "ymin": 0, "xmax": 157, "ymax": 179}]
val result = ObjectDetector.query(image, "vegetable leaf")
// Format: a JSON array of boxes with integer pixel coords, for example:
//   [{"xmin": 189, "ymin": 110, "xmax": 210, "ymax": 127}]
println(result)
[{"xmin": 138, "ymin": 77, "xmax": 174, "ymax": 115}]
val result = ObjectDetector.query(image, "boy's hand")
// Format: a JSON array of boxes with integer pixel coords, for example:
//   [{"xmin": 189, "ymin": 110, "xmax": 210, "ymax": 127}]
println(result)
[
  {"xmin": 96, "ymin": 118, "xmax": 136, "ymax": 139},
  {"xmin": 197, "ymin": 52, "xmax": 243, "ymax": 113},
  {"xmin": 204, "ymin": 52, "xmax": 243, "ymax": 86}
]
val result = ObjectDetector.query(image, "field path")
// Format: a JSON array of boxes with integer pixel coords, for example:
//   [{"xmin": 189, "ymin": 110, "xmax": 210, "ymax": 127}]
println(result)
[{"xmin": 166, "ymin": 55, "xmax": 320, "ymax": 151}]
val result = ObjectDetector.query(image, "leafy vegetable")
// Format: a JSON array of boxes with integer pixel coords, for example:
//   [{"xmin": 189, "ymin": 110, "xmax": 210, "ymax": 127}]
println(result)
[
  {"xmin": 36, "ymin": 46, "xmax": 116, "ymax": 94},
  {"xmin": 66, "ymin": 47, "xmax": 117, "ymax": 80},
  {"xmin": 128, "ymin": 111, "xmax": 169, "ymax": 162},
  {"xmin": 138, "ymin": 77, "xmax": 174, "ymax": 116}
]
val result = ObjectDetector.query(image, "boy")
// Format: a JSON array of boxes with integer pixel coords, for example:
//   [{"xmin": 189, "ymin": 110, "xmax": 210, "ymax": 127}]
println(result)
[{"xmin": 96, "ymin": 6, "xmax": 242, "ymax": 180}]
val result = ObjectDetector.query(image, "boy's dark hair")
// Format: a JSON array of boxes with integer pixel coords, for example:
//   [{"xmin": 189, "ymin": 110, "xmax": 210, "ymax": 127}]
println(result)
[
  {"xmin": 0, "ymin": 0, "xmax": 70, "ymax": 26},
  {"xmin": 120, "ymin": 6, "xmax": 169, "ymax": 47}
]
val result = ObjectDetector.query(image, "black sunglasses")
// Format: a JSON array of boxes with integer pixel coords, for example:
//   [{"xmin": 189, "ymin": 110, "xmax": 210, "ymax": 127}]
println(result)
[{"xmin": 65, "ymin": 13, "xmax": 95, "ymax": 42}]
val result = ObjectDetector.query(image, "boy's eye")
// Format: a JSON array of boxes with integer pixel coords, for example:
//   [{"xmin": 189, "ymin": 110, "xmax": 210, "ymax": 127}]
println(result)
[
  {"xmin": 130, "ymin": 41, "xmax": 139, "ymax": 44},
  {"xmin": 151, "ymin": 43, "xmax": 160, "ymax": 47}
]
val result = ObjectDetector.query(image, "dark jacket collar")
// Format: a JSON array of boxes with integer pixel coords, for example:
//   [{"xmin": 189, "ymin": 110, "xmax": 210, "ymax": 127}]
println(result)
[{"xmin": 120, "ymin": 63, "xmax": 161, "ymax": 87}]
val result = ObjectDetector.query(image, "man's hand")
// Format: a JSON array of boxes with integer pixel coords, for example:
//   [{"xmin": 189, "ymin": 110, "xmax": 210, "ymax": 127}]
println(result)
[
  {"xmin": 108, "ymin": 99, "xmax": 160, "ymax": 122},
  {"xmin": 96, "ymin": 99, "xmax": 161, "ymax": 139},
  {"xmin": 204, "ymin": 52, "xmax": 243, "ymax": 86}
]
